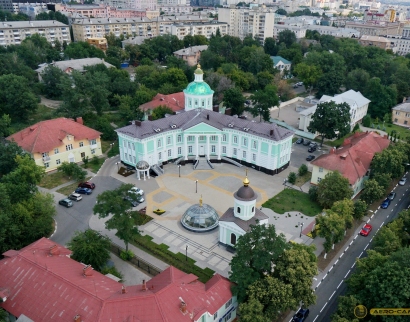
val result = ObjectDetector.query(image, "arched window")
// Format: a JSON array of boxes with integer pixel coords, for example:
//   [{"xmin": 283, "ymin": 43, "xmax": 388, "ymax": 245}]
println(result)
[
  {"xmin": 231, "ymin": 233, "xmax": 237, "ymax": 245},
  {"xmin": 237, "ymin": 207, "xmax": 241, "ymax": 213}
]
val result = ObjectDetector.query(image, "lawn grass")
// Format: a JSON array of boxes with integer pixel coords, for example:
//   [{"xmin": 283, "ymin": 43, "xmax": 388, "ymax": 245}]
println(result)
[
  {"xmin": 294, "ymin": 171, "xmax": 312, "ymax": 187},
  {"xmin": 38, "ymin": 171, "xmax": 72, "ymax": 189},
  {"xmin": 384, "ymin": 123, "xmax": 409, "ymax": 140},
  {"xmin": 262, "ymin": 189, "xmax": 322, "ymax": 217},
  {"xmin": 108, "ymin": 142, "xmax": 120, "ymax": 157},
  {"xmin": 82, "ymin": 157, "xmax": 105, "ymax": 173},
  {"xmin": 101, "ymin": 140, "xmax": 115, "ymax": 154},
  {"xmin": 56, "ymin": 176, "xmax": 92, "ymax": 196}
]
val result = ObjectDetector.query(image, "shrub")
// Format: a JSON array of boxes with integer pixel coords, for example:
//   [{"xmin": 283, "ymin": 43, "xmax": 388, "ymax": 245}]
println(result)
[
  {"xmin": 298, "ymin": 164, "xmax": 308, "ymax": 176},
  {"xmin": 82, "ymin": 156, "xmax": 89, "ymax": 167},
  {"xmin": 92, "ymin": 155, "xmax": 99, "ymax": 165},
  {"xmin": 362, "ymin": 114, "xmax": 371, "ymax": 127},
  {"xmin": 120, "ymin": 250, "xmax": 134, "ymax": 261},
  {"xmin": 352, "ymin": 123, "xmax": 360, "ymax": 132},
  {"xmin": 153, "ymin": 209, "xmax": 166, "ymax": 215},
  {"xmin": 100, "ymin": 265, "xmax": 124, "ymax": 281},
  {"xmin": 308, "ymin": 185, "xmax": 318, "ymax": 202},
  {"xmin": 288, "ymin": 172, "xmax": 297, "ymax": 184}
]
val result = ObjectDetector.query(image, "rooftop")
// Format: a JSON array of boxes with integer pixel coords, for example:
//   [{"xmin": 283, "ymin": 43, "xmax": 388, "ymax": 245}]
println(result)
[
  {"xmin": 271, "ymin": 56, "xmax": 291, "ymax": 66},
  {"xmin": 139, "ymin": 92, "xmax": 185, "ymax": 112},
  {"xmin": 311, "ymin": 131, "xmax": 390, "ymax": 185},
  {"xmin": 174, "ymin": 45, "xmax": 208, "ymax": 56},
  {"xmin": 0, "ymin": 20, "xmax": 68, "ymax": 28},
  {"xmin": 71, "ymin": 15, "xmax": 210, "ymax": 25},
  {"xmin": 7, "ymin": 118, "xmax": 102, "ymax": 154},
  {"xmin": 360, "ymin": 35, "xmax": 390, "ymax": 42},
  {"xmin": 392, "ymin": 102, "xmax": 410, "ymax": 112},
  {"xmin": 116, "ymin": 109, "xmax": 294, "ymax": 141},
  {"xmin": 35, "ymin": 58, "xmax": 114, "ymax": 74},
  {"xmin": 0, "ymin": 238, "xmax": 234, "ymax": 322}
]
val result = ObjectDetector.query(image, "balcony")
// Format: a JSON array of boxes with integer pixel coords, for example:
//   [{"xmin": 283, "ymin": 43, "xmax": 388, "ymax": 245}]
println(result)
[
  {"xmin": 42, "ymin": 156, "xmax": 51, "ymax": 162},
  {"xmin": 90, "ymin": 144, "xmax": 98, "ymax": 150}
]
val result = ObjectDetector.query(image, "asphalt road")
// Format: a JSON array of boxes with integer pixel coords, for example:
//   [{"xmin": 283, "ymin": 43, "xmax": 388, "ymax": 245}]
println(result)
[
  {"xmin": 290, "ymin": 141, "xmax": 326, "ymax": 170},
  {"xmin": 50, "ymin": 174, "xmax": 123, "ymax": 246},
  {"xmin": 306, "ymin": 180, "xmax": 409, "ymax": 322}
]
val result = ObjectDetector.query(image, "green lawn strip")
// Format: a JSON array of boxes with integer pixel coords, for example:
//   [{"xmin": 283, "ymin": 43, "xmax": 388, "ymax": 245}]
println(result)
[
  {"xmin": 294, "ymin": 171, "xmax": 312, "ymax": 187},
  {"xmin": 262, "ymin": 189, "xmax": 321, "ymax": 217},
  {"xmin": 56, "ymin": 176, "xmax": 92, "ymax": 196},
  {"xmin": 133, "ymin": 212, "xmax": 153, "ymax": 226},
  {"xmin": 83, "ymin": 157, "xmax": 105, "ymax": 173},
  {"xmin": 108, "ymin": 143, "xmax": 120, "ymax": 157},
  {"xmin": 38, "ymin": 171, "xmax": 72, "ymax": 189},
  {"xmin": 101, "ymin": 140, "xmax": 114, "ymax": 154},
  {"xmin": 132, "ymin": 235, "xmax": 215, "ymax": 283},
  {"xmin": 384, "ymin": 123, "xmax": 408, "ymax": 140}
]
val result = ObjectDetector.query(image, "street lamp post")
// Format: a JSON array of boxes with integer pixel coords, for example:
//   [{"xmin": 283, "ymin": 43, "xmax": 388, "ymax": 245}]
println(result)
[
  {"xmin": 185, "ymin": 245, "xmax": 188, "ymax": 261},
  {"xmin": 115, "ymin": 162, "xmax": 120, "ymax": 171},
  {"xmin": 178, "ymin": 165, "xmax": 181, "ymax": 177},
  {"xmin": 283, "ymin": 178, "xmax": 287, "ymax": 190},
  {"xmin": 195, "ymin": 180, "xmax": 198, "ymax": 193},
  {"xmin": 298, "ymin": 222, "xmax": 304, "ymax": 238},
  {"xmin": 110, "ymin": 142, "xmax": 115, "ymax": 149}
]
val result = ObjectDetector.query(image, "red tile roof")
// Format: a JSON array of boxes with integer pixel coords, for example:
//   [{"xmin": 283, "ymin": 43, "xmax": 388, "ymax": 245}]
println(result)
[
  {"xmin": 7, "ymin": 118, "xmax": 102, "ymax": 154},
  {"xmin": 0, "ymin": 238, "xmax": 234, "ymax": 322},
  {"xmin": 311, "ymin": 131, "xmax": 390, "ymax": 184},
  {"xmin": 139, "ymin": 92, "xmax": 185, "ymax": 112}
]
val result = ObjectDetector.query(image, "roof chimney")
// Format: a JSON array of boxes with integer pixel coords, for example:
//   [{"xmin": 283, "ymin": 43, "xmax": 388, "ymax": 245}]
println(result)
[
  {"xmin": 49, "ymin": 245, "xmax": 60, "ymax": 256},
  {"xmin": 141, "ymin": 279, "xmax": 148, "ymax": 291},
  {"xmin": 73, "ymin": 314, "xmax": 81, "ymax": 322},
  {"xmin": 207, "ymin": 114, "xmax": 209, "ymax": 120},
  {"xmin": 121, "ymin": 286, "xmax": 126, "ymax": 294},
  {"xmin": 83, "ymin": 265, "xmax": 93, "ymax": 277},
  {"xmin": 135, "ymin": 120, "xmax": 142, "ymax": 127},
  {"xmin": 76, "ymin": 117, "xmax": 83, "ymax": 125},
  {"xmin": 270, "ymin": 129, "xmax": 274, "ymax": 136},
  {"xmin": 179, "ymin": 297, "xmax": 187, "ymax": 314}
]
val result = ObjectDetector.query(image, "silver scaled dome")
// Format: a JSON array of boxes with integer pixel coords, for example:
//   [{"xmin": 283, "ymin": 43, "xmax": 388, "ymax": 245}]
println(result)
[
  {"xmin": 136, "ymin": 160, "xmax": 150, "ymax": 170},
  {"xmin": 181, "ymin": 196, "xmax": 219, "ymax": 232}
]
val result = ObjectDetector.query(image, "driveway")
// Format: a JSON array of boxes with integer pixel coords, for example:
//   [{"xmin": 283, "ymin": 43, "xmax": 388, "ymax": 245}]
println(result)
[{"xmin": 291, "ymin": 141, "xmax": 327, "ymax": 171}]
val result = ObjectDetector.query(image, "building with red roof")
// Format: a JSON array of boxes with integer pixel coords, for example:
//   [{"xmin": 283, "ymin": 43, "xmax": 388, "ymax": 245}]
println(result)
[
  {"xmin": 0, "ymin": 238, "xmax": 237, "ymax": 322},
  {"xmin": 139, "ymin": 92, "xmax": 185, "ymax": 117},
  {"xmin": 7, "ymin": 117, "xmax": 102, "ymax": 172},
  {"xmin": 310, "ymin": 131, "xmax": 390, "ymax": 197}
]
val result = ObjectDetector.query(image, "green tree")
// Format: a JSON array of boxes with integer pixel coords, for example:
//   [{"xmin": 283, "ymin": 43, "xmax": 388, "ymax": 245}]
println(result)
[
  {"xmin": 58, "ymin": 162, "xmax": 87, "ymax": 181},
  {"xmin": 317, "ymin": 171, "xmax": 353, "ymax": 208},
  {"xmin": 256, "ymin": 71, "xmax": 273, "ymax": 90},
  {"xmin": 223, "ymin": 87, "xmax": 245, "ymax": 116},
  {"xmin": 36, "ymin": 10, "xmax": 69, "ymax": 24},
  {"xmin": 151, "ymin": 105, "xmax": 174, "ymax": 120},
  {"xmin": 373, "ymin": 172, "xmax": 391, "ymax": 190},
  {"xmin": 67, "ymin": 230, "xmax": 111, "ymax": 270},
  {"xmin": 0, "ymin": 74, "xmax": 38, "ymax": 122},
  {"xmin": 298, "ymin": 164, "xmax": 308, "ymax": 176},
  {"xmin": 205, "ymin": 72, "xmax": 233, "ymax": 104},
  {"xmin": 288, "ymin": 172, "xmax": 296, "ymax": 184},
  {"xmin": 307, "ymin": 101, "xmax": 351, "ymax": 146},
  {"xmin": 315, "ymin": 69, "xmax": 345, "ymax": 97},
  {"xmin": 64, "ymin": 41, "xmax": 105, "ymax": 60},
  {"xmin": 294, "ymin": 63, "xmax": 322, "ymax": 94},
  {"xmin": 239, "ymin": 297, "xmax": 269, "ymax": 322},
  {"xmin": 353, "ymin": 200, "xmax": 367, "ymax": 220},
  {"xmin": 331, "ymin": 295, "xmax": 361, "ymax": 322},
  {"xmin": 371, "ymin": 146, "xmax": 407, "ymax": 179},
  {"xmin": 362, "ymin": 114, "xmax": 371, "ymax": 127},
  {"xmin": 93, "ymin": 184, "xmax": 142, "ymax": 251},
  {"xmin": 345, "ymin": 69, "xmax": 370, "ymax": 93},
  {"xmin": 229, "ymin": 224, "xmax": 290, "ymax": 303},
  {"xmin": 364, "ymin": 77, "xmax": 397, "ymax": 119},
  {"xmin": 372, "ymin": 222, "xmax": 403, "ymax": 256},
  {"xmin": 331, "ymin": 199, "xmax": 354, "ymax": 230},
  {"xmin": 41, "ymin": 65, "xmax": 69, "ymax": 99},
  {"xmin": 263, "ymin": 37, "xmax": 277, "ymax": 56},
  {"xmin": 360, "ymin": 179, "xmax": 384, "ymax": 205},
  {"xmin": 0, "ymin": 114, "xmax": 11, "ymax": 138},
  {"xmin": 316, "ymin": 210, "xmax": 346, "ymax": 253},
  {"xmin": 278, "ymin": 30, "xmax": 297, "ymax": 48},
  {"xmin": 249, "ymin": 84, "xmax": 279, "ymax": 122}
]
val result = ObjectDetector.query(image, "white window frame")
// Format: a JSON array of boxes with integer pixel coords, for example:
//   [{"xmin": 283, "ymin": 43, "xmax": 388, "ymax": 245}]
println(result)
[
  {"xmin": 222, "ymin": 146, "xmax": 226, "ymax": 153},
  {"xmin": 178, "ymin": 147, "xmax": 182, "ymax": 154},
  {"xmin": 66, "ymin": 144, "xmax": 73, "ymax": 151},
  {"xmin": 54, "ymin": 148, "xmax": 59, "ymax": 154}
]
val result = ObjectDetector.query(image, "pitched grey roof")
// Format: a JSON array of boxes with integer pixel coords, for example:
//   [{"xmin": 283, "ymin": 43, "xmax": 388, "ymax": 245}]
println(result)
[
  {"xmin": 0, "ymin": 20, "xmax": 68, "ymax": 29},
  {"xmin": 219, "ymin": 207, "xmax": 268, "ymax": 232},
  {"xmin": 173, "ymin": 45, "xmax": 208, "ymax": 56},
  {"xmin": 35, "ymin": 58, "xmax": 114, "ymax": 74},
  {"xmin": 392, "ymin": 102, "xmax": 410, "ymax": 112},
  {"xmin": 116, "ymin": 109, "xmax": 294, "ymax": 141}
]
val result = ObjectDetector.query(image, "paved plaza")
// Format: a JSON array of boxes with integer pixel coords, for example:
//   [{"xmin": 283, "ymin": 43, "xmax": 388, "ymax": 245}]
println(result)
[{"xmin": 107, "ymin": 161, "xmax": 318, "ymax": 277}]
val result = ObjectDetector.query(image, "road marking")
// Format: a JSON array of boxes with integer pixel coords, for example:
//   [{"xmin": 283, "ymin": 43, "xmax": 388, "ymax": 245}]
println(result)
[
  {"xmin": 320, "ymin": 302, "xmax": 328, "ymax": 313},
  {"xmin": 329, "ymin": 266, "xmax": 333, "ymax": 272},
  {"xmin": 329, "ymin": 291, "xmax": 336, "ymax": 300},
  {"xmin": 367, "ymin": 219, "xmax": 370, "ymax": 223},
  {"xmin": 370, "ymin": 237, "xmax": 373, "ymax": 242},
  {"xmin": 313, "ymin": 277, "xmax": 317, "ymax": 280},
  {"xmin": 317, "ymin": 281, "xmax": 322, "ymax": 288},
  {"xmin": 313, "ymin": 315, "xmax": 319, "ymax": 322},
  {"xmin": 371, "ymin": 214, "xmax": 374, "ymax": 219},
  {"xmin": 345, "ymin": 246, "xmax": 349, "ymax": 252},
  {"xmin": 395, "ymin": 204, "xmax": 398, "ymax": 207},
  {"xmin": 369, "ymin": 210, "xmax": 374, "ymax": 212},
  {"xmin": 381, "ymin": 222, "xmax": 385, "ymax": 227},
  {"xmin": 335, "ymin": 259, "xmax": 339, "ymax": 265},
  {"xmin": 377, "ymin": 206, "xmax": 380, "ymax": 210},
  {"xmin": 399, "ymin": 199, "xmax": 401, "ymax": 201},
  {"xmin": 340, "ymin": 253, "xmax": 344, "ymax": 258},
  {"xmin": 374, "ymin": 210, "xmax": 378, "ymax": 214},
  {"xmin": 345, "ymin": 270, "xmax": 351, "ymax": 278},
  {"xmin": 364, "ymin": 243, "xmax": 369, "ymax": 251},
  {"xmin": 337, "ymin": 280, "xmax": 344, "ymax": 289},
  {"xmin": 377, "ymin": 228, "xmax": 380, "ymax": 232},
  {"xmin": 352, "ymin": 262, "xmax": 356, "ymax": 268},
  {"xmin": 323, "ymin": 273, "xmax": 328, "ymax": 280},
  {"xmin": 350, "ymin": 241, "xmax": 353, "ymax": 245},
  {"xmin": 359, "ymin": 251, "xmax": 363, "ymax": 257},
  {"xmin": 354, "ymin": 235, "xmax": 358, "ymax": 240},
  {"xmin": 387, "ymin": 215, "xmax": 389, "ymax": 218}
]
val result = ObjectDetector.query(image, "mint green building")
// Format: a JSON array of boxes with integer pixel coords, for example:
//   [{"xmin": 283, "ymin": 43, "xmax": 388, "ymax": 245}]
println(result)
[{"xmin": 115, "ymin": 65, "xmax": 293, "ymax": 176}]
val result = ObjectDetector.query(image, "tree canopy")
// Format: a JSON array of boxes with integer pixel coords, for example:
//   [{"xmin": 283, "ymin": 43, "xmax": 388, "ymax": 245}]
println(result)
[{"xmin": 317, "ymin": 171, "xmax": 353, "ymax": 209}]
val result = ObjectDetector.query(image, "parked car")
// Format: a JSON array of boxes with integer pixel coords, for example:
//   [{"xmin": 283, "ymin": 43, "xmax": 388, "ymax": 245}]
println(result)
[
  {"xmin": 306, "ymin": 155, "xmax": 315, "ymax": 161},
  {"xmin": 303, "ymin": 140, "xmax": 311, "ymax": 146},
  {"xmin": 292, "ymin": 308, "xmax": 309, "ymax": 322},
  {"xmin": 129, "ymin": 187, "xmax": 144, "ymax": 196},
  {"xmin": 75, "ymin": 187, "xmax": 93, "ymax": 195},
  {"xmin": 399, "ymin": 177, "xmax": 407, "ymax": 186},
  {"xmin": 78, "ymin": 181, "xmax": 96, "ymax": 190},
  {"xmin": 59, "ymin": 198, "xmax": 73, "ymax": 208},
  {"xmin": 381, "ymin": 198, "xmax": 391, "ymax": 209},
  {"xmin": 293, "ymin": 84, "xmax": 298, "ymax": 88},
  {"xmin": 388, "ymin": 192, "xmax": 396, "ymax": 200},
  {"xmin": 295, "ymin": 138, "xmax": 304, "ymax": 144},
  {"xmin": 360, "ymin": 223, "xmax": 372, "ymax": 237},
  {"xmin": 309, "ymin": 142, "xmax": 317, "ymax": 148},
  {"xmin": 308, "ymin": 146, "xmax": 316, "ymax": 153},
  {"xmin": 297, "ymin": 82, "xmax": 304, "ymax": 86},
  {"xmin": 68, "ymin": 193, "xmax": 82, "ymax": 202},
  {"xmin": 124, "ymin": 196, "xmax": 139, "ymax": 207}
]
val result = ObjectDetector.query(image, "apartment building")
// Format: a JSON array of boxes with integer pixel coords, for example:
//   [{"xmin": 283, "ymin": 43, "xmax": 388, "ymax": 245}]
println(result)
[
  {"xmin": 218, "ymin": 5, "xmax": 275, "ymax": 42},
  {"xmin": 359, "ymin": 35, "xmax": 391, "ymax": 50},
  {"xmin": 71, "ymin": 15, "xmax": 210, "ymax": 41},
  {"xmin": 0, "ymin": 20, "xmax": 70, "ymax": 46},
  {"xmin": 95, "ymin": 0, "xmax": 157, "ymax": 10},
  {"xmin": 307, "ymin": 25, "xmax": 360, "ymax": 38},
  {"xmin": 171, "ymin": 21, "xmax": 228, "ymax": 40},
  {"xmin": 345, "ymin": 20, "xmax": 401, "ymax": 36},
  {"xmin": 274, "ymin": 24, "xmax": 306, "ymax": 39},
  {"xmin": 159, "ymin": 4, "xmax": 193, "ymax": 14},
  {"xmin": 392, "ymin": 102, "xmax": 410, "ymax": 128},
  {"xmin": 0, "ymin": 0, "xmax": 12, "ymax": 12}
]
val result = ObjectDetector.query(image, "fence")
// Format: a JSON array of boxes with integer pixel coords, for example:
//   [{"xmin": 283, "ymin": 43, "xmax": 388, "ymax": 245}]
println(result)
[{"xmin": 111, "ymin": 242, "xmax": 162, "ymax": 277}]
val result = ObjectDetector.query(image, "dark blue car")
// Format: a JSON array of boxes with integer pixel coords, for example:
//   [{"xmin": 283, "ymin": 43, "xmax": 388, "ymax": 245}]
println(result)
[
  {"xmin": 381, "ymin": 198, "xmax": 391, "ymax": 209},
  {"xmin": 75, "ymin": 187, "xmax": 92, "ymax": 195},
  {"xmin": 292, "ymin": 308, "xmax": 310, "ymax": 322}
]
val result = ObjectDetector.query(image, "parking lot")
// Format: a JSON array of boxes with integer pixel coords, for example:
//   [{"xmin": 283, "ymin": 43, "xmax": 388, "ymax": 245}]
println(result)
[{"xmin": 290, "ymin": 139, "xmax": 328, "ymax": 170}]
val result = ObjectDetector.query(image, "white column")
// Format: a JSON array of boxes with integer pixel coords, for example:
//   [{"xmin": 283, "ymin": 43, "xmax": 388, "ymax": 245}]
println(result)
[
  {"xmin": 196, "ymin": 135, "xmax": 199, "ymax": 159},
  {"xmin": 218, "ymin": 134, "xmax": 222, "ymax": 160},
  {"xmin": 184, "ymin": 135, "xmax": 188, "ymax": 160},
  {"xmin": 207, "ymin": 135, "xmax": 210, "ymax": 160}
]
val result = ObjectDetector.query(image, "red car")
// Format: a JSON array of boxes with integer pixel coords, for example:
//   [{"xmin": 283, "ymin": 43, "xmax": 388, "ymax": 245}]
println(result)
[
  {"xmin": 360, "ymin": 224, "xmax": 372, "ymax": 236},
  {"xmin": 78, "ymin": 181, "xmax": 96, "ymax": 190}
]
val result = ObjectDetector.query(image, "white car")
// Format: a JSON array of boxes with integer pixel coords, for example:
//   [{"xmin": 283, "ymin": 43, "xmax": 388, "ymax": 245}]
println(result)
[
  {"xmin": 399, "ymin": 177, "xmax": 407, "ymax": 186},
  {"xmin": 129, "ymin": 187, "xmax": 144, "ymax": 195}
]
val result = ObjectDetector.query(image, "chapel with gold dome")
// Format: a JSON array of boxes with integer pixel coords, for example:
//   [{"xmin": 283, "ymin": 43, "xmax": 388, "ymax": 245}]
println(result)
[{"xmin": 218, "ymin": 170, "xmax": 268, "ymax": 247}]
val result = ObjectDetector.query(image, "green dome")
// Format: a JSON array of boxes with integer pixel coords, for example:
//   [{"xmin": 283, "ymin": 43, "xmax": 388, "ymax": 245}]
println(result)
[{"xmin": 184, "ymin": 81, "xmax": 214, "ymax": 96}]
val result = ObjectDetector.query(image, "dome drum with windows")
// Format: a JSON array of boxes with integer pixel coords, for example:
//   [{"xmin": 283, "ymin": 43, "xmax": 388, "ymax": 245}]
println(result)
[{"xmin": 183, "ymin": 64, "xmax": 214, "ymax": 111}]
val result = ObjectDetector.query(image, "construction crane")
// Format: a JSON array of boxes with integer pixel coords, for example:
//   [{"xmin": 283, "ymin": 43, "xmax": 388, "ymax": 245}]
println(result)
[{"xmin": 384, "ymin": 9, "xmax": 396, "ymax": 22}]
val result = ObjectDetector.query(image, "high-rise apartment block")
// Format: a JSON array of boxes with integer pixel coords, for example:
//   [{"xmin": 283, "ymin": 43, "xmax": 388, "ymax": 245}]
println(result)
[
  {"xmin": 218, "ymin": 5, "xmax": 275, "ymax": 42},
  {"xmin": 0, "ymin": 20, "xmax": 70, "ymax": 46}
]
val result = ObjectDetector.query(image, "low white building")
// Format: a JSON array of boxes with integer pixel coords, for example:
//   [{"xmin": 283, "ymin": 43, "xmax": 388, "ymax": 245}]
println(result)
[
  {"xmin": 271, "ymin": 56, "xmax": 291, "ymax": 74},
  {"xmin": 307, "ymin": 25, "xmax": 360, "ymax": 38},
  {"xmin": 274, "ymin": 24, "xmax": 306, "ymax": 39},
  {"xmin": 299, "ymin": 90, "xmax": 371, "ymax": 135}
]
